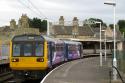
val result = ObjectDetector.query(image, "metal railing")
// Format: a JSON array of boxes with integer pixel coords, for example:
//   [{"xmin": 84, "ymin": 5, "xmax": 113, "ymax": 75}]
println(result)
[{"xmin": 109, "ymin": 65, "xmax": 125, "ymax": 83}]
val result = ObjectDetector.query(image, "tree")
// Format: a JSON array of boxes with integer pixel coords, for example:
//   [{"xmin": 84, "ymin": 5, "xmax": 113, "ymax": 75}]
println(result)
[
  {"xmin": 29, "ymin": 18, "xmax": 47, "ymax": 32},
  {"xmin": 109, "ymin": 24, "xmax": 113, "ymax": 29},
  {"xmin": 84, "ymin": 18, "xmax": 107, "ymax": 27},
  {"xmin": 40, "ymin": 20, "xmax": 47, "ymax": 32},
  {"xmin": 117, "ymin": 20, "xmax": 125, "ymax": 35},
  {"xmin": 117, "ymin": 20, "xmax": 125, "ymax": 29}
]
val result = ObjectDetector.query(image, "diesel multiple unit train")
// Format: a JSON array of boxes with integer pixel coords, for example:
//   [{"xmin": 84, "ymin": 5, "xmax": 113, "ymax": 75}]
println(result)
[{"xmin": 10, "ymin": 34, "xmax": 83, "ymax": 79}]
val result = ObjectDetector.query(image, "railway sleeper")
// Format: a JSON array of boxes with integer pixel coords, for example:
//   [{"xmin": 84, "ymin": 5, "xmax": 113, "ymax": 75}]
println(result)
[{"xmin": 0, "ymin": 72, "xmax": 13, "ymax": 82}]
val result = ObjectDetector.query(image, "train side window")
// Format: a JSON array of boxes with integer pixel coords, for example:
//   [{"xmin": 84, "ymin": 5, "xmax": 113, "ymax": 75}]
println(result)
[
  {"xmin": 55, "ymin": 44, "xmax": 64, "ymax": 51},
  {"xmin": 68, "ymin": 45, "xmax": 77, "ymax": 53},
  {"xmin": 13, "ymin": 44, "xmax": 21, "ymax": 56},
  {"xmin": 24, "ymin": 44, "xmax": 32, "ymax": 56},
  {"xmin": 68, "ymin": 45, "xmax": 72, "ymax": 51},
  {"xmin": 35, "ymin": 43, "xmax": 43, "ymax": 56}
]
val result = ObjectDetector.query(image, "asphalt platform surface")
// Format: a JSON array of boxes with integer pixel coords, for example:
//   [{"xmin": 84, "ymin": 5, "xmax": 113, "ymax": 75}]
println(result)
[{"xmin": 42, "ymin": 57, "xmax": 112, "ymax": 83}]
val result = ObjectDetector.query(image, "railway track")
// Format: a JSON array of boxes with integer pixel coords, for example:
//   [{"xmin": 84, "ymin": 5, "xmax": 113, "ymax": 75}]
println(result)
[
  {"xmin": 0, "ymin": 72, "xmax": 13, "ymax": 82},
  {"xmin": 0, "ymin": 63, "xmax": 13, "ymax": 83}
]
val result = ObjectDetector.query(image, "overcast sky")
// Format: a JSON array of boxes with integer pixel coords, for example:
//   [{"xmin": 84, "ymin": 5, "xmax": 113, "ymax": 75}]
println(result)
[{"xmin": 0, "ymin": 0, "xmax": 124, "ymax": 26}]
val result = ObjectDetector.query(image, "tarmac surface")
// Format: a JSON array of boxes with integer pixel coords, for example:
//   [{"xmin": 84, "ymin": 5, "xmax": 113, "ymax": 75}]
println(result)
[{"xmin": 42, "ymin": 57, "xmax": 112, "ymax": 83}]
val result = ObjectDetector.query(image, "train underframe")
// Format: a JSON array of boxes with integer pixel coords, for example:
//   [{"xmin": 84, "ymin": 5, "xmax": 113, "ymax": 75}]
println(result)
[{"xmin": 12, "ymin": 70, "xmax": 47, "ymax": 80}]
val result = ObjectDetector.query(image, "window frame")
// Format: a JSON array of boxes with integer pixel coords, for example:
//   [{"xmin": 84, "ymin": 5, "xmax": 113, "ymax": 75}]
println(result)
[
  {"xmin": 34, "ymin": 42, "xmax": 44, "ymax": 57},
  {"xmin": 12, "ymin": 43, "xmax": 22, "ymax": 57},
  {"xmin": 12, "ymin": 41, "xmax": 44, "ymax": 57},
  {"xmin": 23, "ymin": 42, "xmax": 33, "ymax": 57}
]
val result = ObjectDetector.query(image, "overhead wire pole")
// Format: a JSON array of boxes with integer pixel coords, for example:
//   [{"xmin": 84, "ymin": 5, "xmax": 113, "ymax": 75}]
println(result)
[
  {"xmin": 104, "ymin": 0, "xmax": 117, "ymax": 80},
  {"xmin": 99, "ymin": 22, "xmax": 102, "ymax": 66},
  {"xmin": 104, "ymin": 30, "xmax": 107, "ymax": 61},
  {"xmin": 95, "ymin": 22, "xmax": 102, "ymax": 66},
  {"xmin": 113, "ymin": 2, "xmax": 117, "ymax": 80},
  {"xmin": 85, "ymin": 20, "xmax": 103, "ymax": 66}
]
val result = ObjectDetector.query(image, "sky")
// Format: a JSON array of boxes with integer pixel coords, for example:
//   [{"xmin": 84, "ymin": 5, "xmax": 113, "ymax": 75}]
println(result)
[{"xmin": 0, "ymin": 0, "xmax": 124, "ymax": 26}]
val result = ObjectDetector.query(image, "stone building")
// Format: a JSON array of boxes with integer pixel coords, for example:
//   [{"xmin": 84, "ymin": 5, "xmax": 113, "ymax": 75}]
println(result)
[
  {"xmin": 18, "ymin": 14, "xmax": 29, "ymax": 28},
  {"xmin": 0, "ymin": 14, "xmax": 39, "ymax": 44},
  {"xmin": 72, "ymin": 17, "xmax": 79, "ymax": 37},
  {"xmin": 51, "ymin": 16, "xmax": 123, "ymax": 54},
  {"xmin": 10, "ymin": 19, "xmax": 16, "ymax": 29},
  {"xmin": 51, "ymin": 16, "xmax": 94, "ymax": 38},
  {"xmin": 59, "ymin": 16, "xmax": 64, "ymax": 25}
]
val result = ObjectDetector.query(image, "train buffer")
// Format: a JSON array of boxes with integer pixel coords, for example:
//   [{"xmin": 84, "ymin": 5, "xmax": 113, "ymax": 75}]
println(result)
[{"xmin": 41, "ymin": 57, "xmax": 120, "ymax": 83}]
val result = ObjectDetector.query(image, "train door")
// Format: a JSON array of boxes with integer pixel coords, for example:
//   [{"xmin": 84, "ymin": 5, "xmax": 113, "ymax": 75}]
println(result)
[
  {"xmin": 80, "ymin": 44, "xmax": 83, "ymax": 58},
  {"xmin": 79, "ymin": 44, "xmax": 82, "ymax": 58},
  {"xmin": 64, "ymin": 44, "xmax": 68, "ymax": 61},
  {"xmin": 67, "ymin": 44, "xmax": 73, "ymax": 60},
  {"xmin": 47, "ymin": 42, "xmax": 53, "ymax": 68}
]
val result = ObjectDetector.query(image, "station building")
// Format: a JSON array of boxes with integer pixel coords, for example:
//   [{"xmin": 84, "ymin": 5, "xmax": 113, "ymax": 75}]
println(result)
[{"xmin": 49, "ymin": 16, "xmax": 124, "ymax": 55}]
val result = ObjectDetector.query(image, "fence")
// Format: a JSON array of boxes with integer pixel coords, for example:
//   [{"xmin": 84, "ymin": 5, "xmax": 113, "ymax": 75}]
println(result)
[{"xmin": 118, "ymin": 50, "xmax": 125, "ymax": 72}]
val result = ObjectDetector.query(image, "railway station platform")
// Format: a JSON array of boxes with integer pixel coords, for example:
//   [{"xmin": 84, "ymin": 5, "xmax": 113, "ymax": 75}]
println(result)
[{"xmin": 42, "ymin": 57, "xmax": 114, "ymax": 83}]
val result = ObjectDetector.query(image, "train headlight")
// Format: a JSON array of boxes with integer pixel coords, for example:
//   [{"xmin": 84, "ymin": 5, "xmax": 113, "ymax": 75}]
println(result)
[
  {"xmin": 37, "ymin": 58, "xmax": 44, "ymax": 62},
  {"xmin": 12, "ymin": 58, "xmax": 19, "ymax": 62}
]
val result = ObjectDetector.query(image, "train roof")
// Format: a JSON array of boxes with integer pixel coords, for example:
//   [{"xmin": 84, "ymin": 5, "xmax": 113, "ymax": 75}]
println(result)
[
  {"xmin": 43, "ymin": 36, "xmax": 63, "ymax": 44},
  {"xmin": 12, "ymin": 34, "xmax": 63, "ymax": 44},
  {"xmin": 12, "ymin": 34, "xmax": 82, "ymax": 45},
  {"xmin": 12, "ymin": 34, "xmax": 44, "ymax": 41}
]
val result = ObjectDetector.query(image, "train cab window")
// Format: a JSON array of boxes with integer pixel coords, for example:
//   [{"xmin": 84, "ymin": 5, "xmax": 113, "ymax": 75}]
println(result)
[
  {"xmin": 24, "ymin": 44, "xmax": 32, "ymax": 56},
  {"xmin": 13, "ymin": 44, "xmax": 21, "ymax": 56},
  {"xmin": 35, "ymin": 43, "xmax": 43, "ymax": 56}
]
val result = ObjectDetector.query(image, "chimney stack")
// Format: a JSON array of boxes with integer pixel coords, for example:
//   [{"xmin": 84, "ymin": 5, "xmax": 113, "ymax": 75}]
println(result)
[
  {"xmin": 73, "ymin": 17, "xmax": 79, "ymax": 26},
  {"xmin": 59, "ymin": 16, "xmax": 64, "ymax": 26}
]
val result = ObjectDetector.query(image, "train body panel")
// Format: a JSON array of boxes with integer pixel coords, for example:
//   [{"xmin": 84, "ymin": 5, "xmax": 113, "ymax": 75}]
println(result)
[
  {"xmin": 64, "ymin": 41, "xmax": 82, "ymax": 60},
  {"xmin": 10, "ymin": 57, "xmax": 48, "ymax": 70},
  {"xmin": 45, "ymin": 39, "xmax": 65, "ymax": 67},
  {"xmin": 52, "ymin": 42, "xmax": 65, "ymax": 65},
  {"xmin": 10, "ymin": 35, "xmax": 48, "ymax": 70},
  {"xmin": 52, "ymin": 51, "xmax": 64, "ymax": 65}
]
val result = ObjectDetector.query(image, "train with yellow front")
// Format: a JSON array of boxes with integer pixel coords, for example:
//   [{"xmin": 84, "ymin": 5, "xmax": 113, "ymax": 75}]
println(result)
[{"xmin": 10, "ymin": 34, "xmax": 83, "ymax": 79}]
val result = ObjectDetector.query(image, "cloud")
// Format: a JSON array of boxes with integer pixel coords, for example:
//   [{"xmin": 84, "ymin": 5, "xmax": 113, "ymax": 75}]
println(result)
[{"xmin": 0, "ymin": 0, "xmax": 125, "ymax": 26}]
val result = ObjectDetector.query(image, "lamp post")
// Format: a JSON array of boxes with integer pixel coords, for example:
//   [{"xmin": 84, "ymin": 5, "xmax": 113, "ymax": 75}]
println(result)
[
  {"xmin": 102, "ymin": 29, "xmax": 107, "ymax": 61},
  {"xmin": 104, "ymin": 30, "xmax": 107, "ymax": 61},
  {"xmin": 104, "ymin": 0, "xmax": 117, "ymax": 80},
  {"xmin": 95, "ymin": 22, "xmax": 102, "ymax": 66},
  {"xmin": 85, "ymin": 20, "xmax": 103, "ymax": 66}
]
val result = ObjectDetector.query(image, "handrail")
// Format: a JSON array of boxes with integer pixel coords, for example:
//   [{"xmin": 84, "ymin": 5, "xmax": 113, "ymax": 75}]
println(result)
[{"xmin": 109, "ymin": 66, "xmax": 125, "ymax": 83}]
